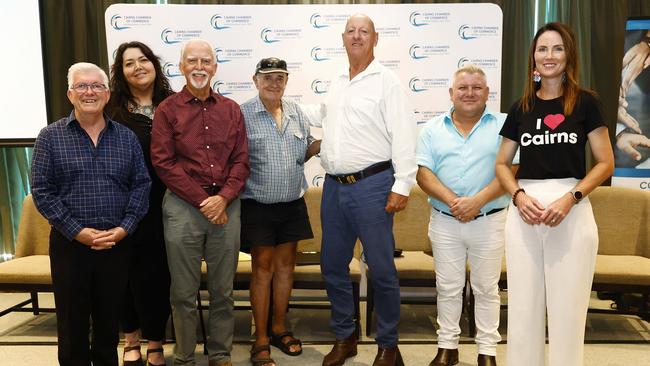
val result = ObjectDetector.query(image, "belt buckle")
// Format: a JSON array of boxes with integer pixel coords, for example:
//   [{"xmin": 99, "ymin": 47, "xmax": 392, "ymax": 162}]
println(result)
[{"xmin": 346, "ymin": 175, "xmax": 356, "ymax": 184}]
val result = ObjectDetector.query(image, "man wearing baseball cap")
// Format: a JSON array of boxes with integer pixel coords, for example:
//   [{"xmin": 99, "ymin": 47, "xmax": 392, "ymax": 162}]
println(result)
[{"xmin": 240, "ymin": 57, "xmax": 320, "ymax": 366}]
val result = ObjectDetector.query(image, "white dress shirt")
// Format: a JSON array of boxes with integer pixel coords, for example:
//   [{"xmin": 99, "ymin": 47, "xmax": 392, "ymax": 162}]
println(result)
[{"xmin": 305, "ymin": 59, "xmax": 417, "ymax": 196}]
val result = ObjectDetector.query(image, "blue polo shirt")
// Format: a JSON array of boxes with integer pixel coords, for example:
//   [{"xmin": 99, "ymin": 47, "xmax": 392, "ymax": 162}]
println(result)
[{"xmin": 416, "ymin": 107, "xmax": 511, "ymax": 214}]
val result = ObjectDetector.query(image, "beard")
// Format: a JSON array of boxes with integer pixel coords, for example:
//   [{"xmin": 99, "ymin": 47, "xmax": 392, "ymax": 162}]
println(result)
[{"xmin": 189, "ymin": 71, "xmax": 210, "ymax": 89}]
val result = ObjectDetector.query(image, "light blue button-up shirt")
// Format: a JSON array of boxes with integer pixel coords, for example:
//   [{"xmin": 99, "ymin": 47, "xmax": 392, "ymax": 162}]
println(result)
[
  {"xmin": 240, "ymin": 96, "xmax": 315, "ymax": 204},
  {"xmin": 416, "ymin": 107, "xmax": 511, "ymax": 214}
]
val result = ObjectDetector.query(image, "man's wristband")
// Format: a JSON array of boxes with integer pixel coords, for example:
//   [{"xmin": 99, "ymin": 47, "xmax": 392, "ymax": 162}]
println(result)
[{"xmin": 512, "ymin": 188, "xmax": 525, "ymax": 207}]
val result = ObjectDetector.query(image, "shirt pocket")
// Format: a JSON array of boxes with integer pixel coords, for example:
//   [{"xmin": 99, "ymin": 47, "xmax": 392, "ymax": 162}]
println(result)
[
  {"xmin": 291, "ymin": 131, "xmax": 308, "ymax": 166},
  {"xmin": 247, "ymin": 133, "xmax": 269, "ymax": 165}
]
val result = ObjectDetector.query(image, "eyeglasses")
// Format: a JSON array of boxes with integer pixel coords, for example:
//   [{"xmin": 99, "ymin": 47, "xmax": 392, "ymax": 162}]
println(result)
[{"xmin": 71, "ymin": 83, "xmax": 107, "ymax": 93}]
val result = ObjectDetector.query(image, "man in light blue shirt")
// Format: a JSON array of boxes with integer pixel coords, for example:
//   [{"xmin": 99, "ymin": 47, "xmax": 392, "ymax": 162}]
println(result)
[{"xmin": 416, "ymin": 65, "xmax": 509, "ymax": 366}]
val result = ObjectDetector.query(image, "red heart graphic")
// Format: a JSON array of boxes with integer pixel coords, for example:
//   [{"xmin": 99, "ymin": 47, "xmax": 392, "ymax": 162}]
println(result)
[{"xmin": 543, "ymin": 114, "xmax": 565, "ymax": 130}]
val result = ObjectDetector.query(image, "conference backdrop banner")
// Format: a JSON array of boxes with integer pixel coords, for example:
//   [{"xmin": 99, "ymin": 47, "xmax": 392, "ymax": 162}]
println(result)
[
  {"xmin": 612, "ymin": 17, "xmax": 650, "ymax": 190},
  {"xmin": 105, "ymin": 3, "xmax": 503, "ymax": 187}
]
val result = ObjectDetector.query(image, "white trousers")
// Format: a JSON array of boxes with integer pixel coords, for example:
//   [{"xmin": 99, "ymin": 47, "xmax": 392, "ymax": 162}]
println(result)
[
  {"xmin": 506, "ymin": 178, "xmax": 598, "ymax": 366},
  {"xmin": 428, "ymin": 208, "xmax": 506, "ymax": 355}
]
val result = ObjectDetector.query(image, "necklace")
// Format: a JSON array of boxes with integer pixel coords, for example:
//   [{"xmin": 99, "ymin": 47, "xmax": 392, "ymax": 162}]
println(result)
[{"xmin": 128, "ymin": 102, "xmax": 155, "ymax": 119}]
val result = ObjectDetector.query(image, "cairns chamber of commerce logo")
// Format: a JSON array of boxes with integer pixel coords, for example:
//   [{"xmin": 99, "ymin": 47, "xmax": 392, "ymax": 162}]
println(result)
[
  {"xmin": 520, "ymin": 114, "xmax": 577, "ymax": 147},
  {"xmin": 312, "ymin": 175, "xmax": 324, "ymax": 187},
  {"xmin": 210, "ymin": 15, "xmax": 230, "ymax": 30},
  {"xmin": 409, "ymin": 77, "xmax": 449, "ymax": 93},
  {"xmin": 163, "ymin": 62, "xmax": 182, "ymax": 78},
  {"xmin": 409, "ymin": 77, "xmax": 426, "ymax": 92},
  {"xmin": 310, "ymin": 46, "xmax": 345, "ymax": 62},
  {"xmin": 311, "ymin": 79, "xmax": 330, "ymax": 95},
  {"xmin": 409, "ymin": 11, "xmax": 450, "ymax": 27},
  {"xmin": 309, "ymin": 13, "xmax": 348, "ymax": 29},
  {"xmin": 214, "ymin": 47, "xmax": 253, "ymax": 64},
  {"xmin": 161, "ymin": 28, "xmax": 202, "ymax": 45},
  {"xmin": 212, "ymin": 80, "xmax": 254, "ymax": 96},
  {"xmin": 210, "ymin": 14, "xmax": 252, "ymax": 30},
  {"xmin": 409, "ymin": 43, "xmax": 450, "ymax": 60},
  {"xmin": 261, "ymin": 28, "xmax": 279, "ymax": 44},
  {"xmin": 457, "ymin": 57, "xmax": 499, "ymax": 69},
  {"xmin": 212, "ymin": 80, "xmax": 231, "ymax": 96},
  {"xmin": 110, "ymin": 15, "xmax": 129, "ymax": 30},
  {"xmin": 110, "ymin": 14, "xmax": 152, "ymax": 31},
  {"xmin": 260, "ymin": 27, "xmax": 302, "ymax": 44},
  {"xmin": 458, "ymin": 24, "xmax": 477, "ymax": 40},
  {"xmin": 458, "ymin": 24, "xmax": 500, "ymax": 40},
  {"xmin": 311, "ymin": 47, "xmax": 329, "ymax": 62},
  {"xmin": 310, "ymin": 13, "xmax": 328, "ymax": 29}
]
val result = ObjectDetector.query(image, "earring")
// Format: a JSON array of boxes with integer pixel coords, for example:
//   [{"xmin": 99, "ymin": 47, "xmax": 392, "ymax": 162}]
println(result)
[{"xmin": 533, "ymin": 70, "xmax": 541, "ymax": 83}]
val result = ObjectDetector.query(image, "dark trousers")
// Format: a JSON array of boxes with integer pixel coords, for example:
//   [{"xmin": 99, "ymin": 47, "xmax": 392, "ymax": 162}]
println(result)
[
  {"xmin": 50, "ymin": 229, "xmax": 131, "ymax": 366},
  {"xmin": 122, "ymin": 220, "xmax": 171, "ymax": 341},
  {"xmin": 320, "ymin": 169, "xmax": 400, "ymax": 348}
]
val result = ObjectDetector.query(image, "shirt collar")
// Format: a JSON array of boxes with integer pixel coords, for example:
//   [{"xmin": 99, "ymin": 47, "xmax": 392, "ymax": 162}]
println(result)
[
  {"xmin": 338, "ymin": 58, "xmax": 382, "ymax": 79},
  {"xmin": 179, "ymin": 85, "xmax": 217, "ymax": 104},
  {"xmin": 444, "ymin": 105, "xmax": 496, "ymax": 125},
  {"xmin": 65, "ymin": 110, "xmax": 116, "ymax": 131},
  {"xmin": 252, "ymin": 95, "xmax": 297, "ymax": 119}
]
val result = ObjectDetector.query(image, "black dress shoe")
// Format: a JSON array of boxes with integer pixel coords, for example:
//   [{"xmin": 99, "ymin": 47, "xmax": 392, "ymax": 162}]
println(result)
[
  {"xmin": 477, "ymin": 354, "xmax": 496, "ymax": 366},
  {"xmin": 429, "ymin": 348, "xmax": 459, "ymax": 366}
]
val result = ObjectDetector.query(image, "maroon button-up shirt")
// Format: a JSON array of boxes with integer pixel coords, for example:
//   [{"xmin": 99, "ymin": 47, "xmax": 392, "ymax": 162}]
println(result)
[{"xmin": 151, "ymin": 87, "xmax": 249, "ymax": 208}]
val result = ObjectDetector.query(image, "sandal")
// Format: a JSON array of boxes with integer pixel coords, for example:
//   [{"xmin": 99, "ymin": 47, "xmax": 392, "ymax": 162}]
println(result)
[
  {"xmin": 270, "ymin": 331, "xmax": 303, "ymax": 356},
  {"xmin": 123, "ymin": 345, "xmax": 144, "ymax": 366},
  {"xmin": 250, "ymin": 344, "xmax": 276, "ymax": 366},
  {"xmin": 146, "ymin": 347, "xmax": 166, "ymax": 366}
]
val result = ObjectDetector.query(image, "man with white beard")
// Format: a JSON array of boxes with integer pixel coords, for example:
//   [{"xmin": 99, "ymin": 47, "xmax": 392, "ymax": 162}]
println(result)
[{"xmin": 151, "ymin": 38, "xmax": 250, "ymax": 366}]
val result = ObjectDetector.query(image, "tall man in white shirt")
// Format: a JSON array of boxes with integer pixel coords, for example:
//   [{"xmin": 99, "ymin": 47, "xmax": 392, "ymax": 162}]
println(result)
[
  {"xmin": 416, "ymin": 65, "xmax": 509, "ymax": 366},
  {"xmin": 308, "ymin": 14, "xmax": 417, "ymax": 366}
]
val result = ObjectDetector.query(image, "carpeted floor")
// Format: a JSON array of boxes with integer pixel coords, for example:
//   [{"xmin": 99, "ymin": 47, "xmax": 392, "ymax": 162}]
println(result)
[{"xmin": 0, "ymin": 290, "xmax": 648, "ymax": 365}]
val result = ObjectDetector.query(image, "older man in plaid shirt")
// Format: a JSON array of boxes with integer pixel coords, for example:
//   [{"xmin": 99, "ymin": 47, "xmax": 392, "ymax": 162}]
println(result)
[{"xmin": 240, "ymin": 57, "xmax": 320, "ymax": 366}]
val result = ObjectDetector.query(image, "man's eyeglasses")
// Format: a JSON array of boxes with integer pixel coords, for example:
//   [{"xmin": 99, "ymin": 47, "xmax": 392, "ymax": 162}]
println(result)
[{"xmin": 71, "ymin": 83, "xmax": 107, "ymax": 93}]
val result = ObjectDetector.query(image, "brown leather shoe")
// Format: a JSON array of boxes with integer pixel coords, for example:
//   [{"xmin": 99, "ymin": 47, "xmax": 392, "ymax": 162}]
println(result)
[
  {"xmin": 322, "ymin": 333, "xmax": 358, "ymax": 366},
  {"xmin": 477, "ymin": 354, "xmax": 497, "ymax": 366},
  {"xmin": 372, "ymin": 346, "xmax": 404, "ymax": 366},
  {"xmin": 429, "ymin": 348, "xmax": 459, "ymax": 366}
]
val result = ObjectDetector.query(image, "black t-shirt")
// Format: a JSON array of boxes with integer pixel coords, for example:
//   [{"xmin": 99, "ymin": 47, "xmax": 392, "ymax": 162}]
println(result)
[{"xmin": 500, "ymin": 91, "xmax": 605, "ymax": 179}]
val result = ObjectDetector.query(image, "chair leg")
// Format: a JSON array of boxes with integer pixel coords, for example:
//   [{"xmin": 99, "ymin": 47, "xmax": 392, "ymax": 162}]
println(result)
[
  {"xmin": 466, "ymin": 282, "xmax": 476, "ymax": 338},
  {"xmin": 30, "ymin": 292, "xmax": 40, "ymax": 315},
  {"xmin": 197, "ymin": 291, "xmax": 208, "ymax": 355},
  {"xmin": 353, "ymin": 282, "xmax": 361, "ymax": 338},
  {"xmin": 366, "ymin": 278, "xmax": 374, "ymax": 337}
]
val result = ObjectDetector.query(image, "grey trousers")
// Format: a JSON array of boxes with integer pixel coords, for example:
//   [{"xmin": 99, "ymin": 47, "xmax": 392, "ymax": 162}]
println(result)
[{"xmin": 162, "ymin": 190, "xmax": 240, "ymax": 366}]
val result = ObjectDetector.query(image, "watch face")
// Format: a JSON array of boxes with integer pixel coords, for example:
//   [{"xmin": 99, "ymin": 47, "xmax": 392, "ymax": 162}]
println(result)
[{"xmin": 574, "ymin": 191, "xmax": 583, "ymax": 200}]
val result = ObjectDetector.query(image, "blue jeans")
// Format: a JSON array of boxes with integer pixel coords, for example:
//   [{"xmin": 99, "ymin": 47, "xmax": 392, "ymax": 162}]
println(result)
[{"xmin": 320, "ymin": 169, "xmax": 400, "ymax": 348}]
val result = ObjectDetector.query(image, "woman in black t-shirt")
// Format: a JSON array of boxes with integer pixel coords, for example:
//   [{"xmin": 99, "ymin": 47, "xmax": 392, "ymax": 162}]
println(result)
[
  {"xmin": 107, "ymin": 41, "xmax": 174, "ymax": 366},
  {"xmin": 495, "ymin": 23, "xmax": 614, "ymax": 366}
]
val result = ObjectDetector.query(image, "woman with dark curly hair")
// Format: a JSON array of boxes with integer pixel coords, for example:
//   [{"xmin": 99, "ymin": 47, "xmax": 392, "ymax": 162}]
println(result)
[
  {"xmin": 107, "ymin": 41, "xmax": 174, "ymax": 366},
  {"xmin": 495, "ymin": 23, "xmax": 614, "ymax": 366}
]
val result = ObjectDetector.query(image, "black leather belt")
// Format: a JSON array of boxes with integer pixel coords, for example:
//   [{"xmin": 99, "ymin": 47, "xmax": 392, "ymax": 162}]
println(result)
[
  {"xmin": 201, "ymin": 185, "xmax": 221, "ymax": 196},
  {"xmin": 327, "ymin": 161, "xmax": 392, "ymax": 185},
  {"xmin": 435, "ymin": 207, "xmax": 505, "ymax": 220}
]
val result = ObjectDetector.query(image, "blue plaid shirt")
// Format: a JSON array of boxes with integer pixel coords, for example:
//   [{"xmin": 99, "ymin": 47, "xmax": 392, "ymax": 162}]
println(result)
[
  {"xmin": 31, "ymin": 112, "xmax": 151, "ymax": 240},
  {"xmin": 240, "ymin": 96, "xmax": 315, "ymax": 204}
]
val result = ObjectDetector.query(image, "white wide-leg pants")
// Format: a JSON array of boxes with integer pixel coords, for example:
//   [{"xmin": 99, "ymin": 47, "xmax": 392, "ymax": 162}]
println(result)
[
  {"xmin": 506, "ymin": 178, "xmax": 598, "ymax": 366},
  {"xmin": 428, "ymin": 208, "xmax": 506, "ymax": 355}
]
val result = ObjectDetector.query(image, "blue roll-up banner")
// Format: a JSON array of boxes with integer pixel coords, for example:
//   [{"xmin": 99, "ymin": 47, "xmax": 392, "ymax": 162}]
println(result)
[{"xmin": 613, "ymin": 17, "xmax": 650, "ymax": 190}]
